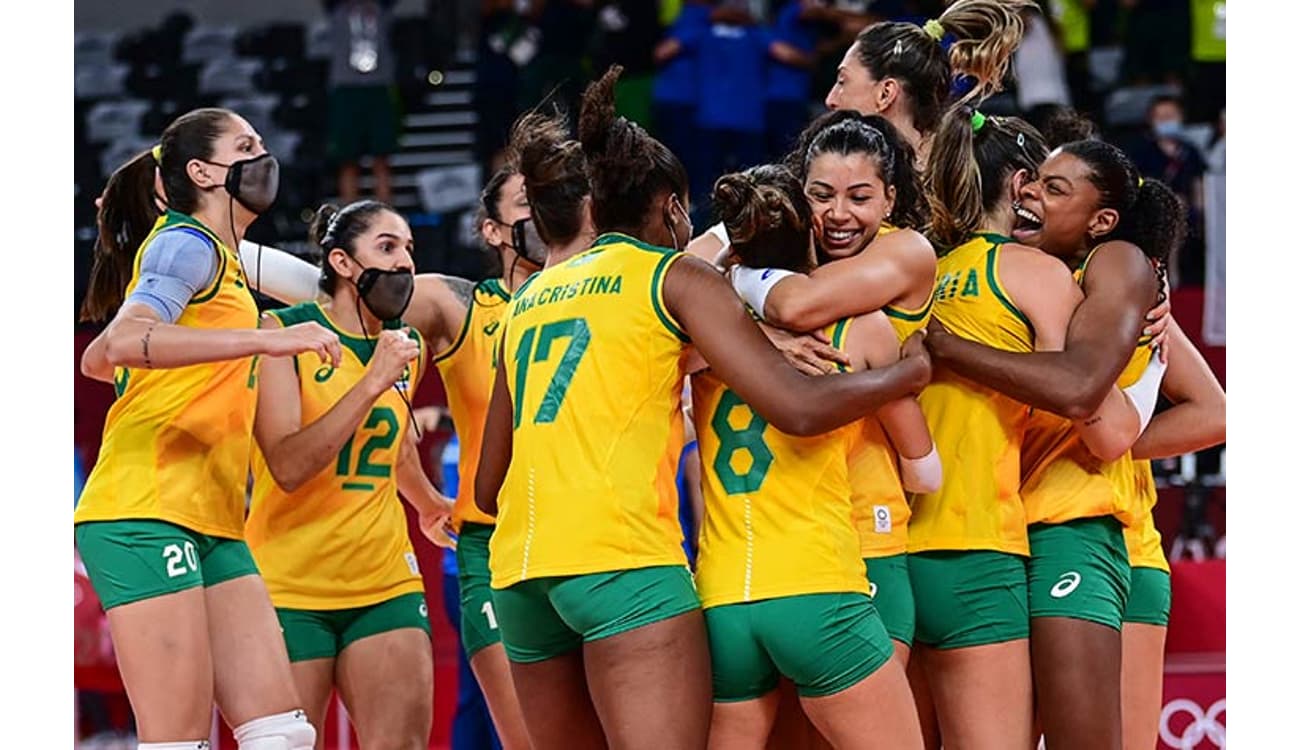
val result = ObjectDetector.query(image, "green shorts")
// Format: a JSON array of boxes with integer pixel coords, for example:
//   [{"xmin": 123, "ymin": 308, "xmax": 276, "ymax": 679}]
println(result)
[
  {"xmin": 75, "ymin": 519, "xmax": 260, "ymax": 610},
  {"xmin": 492, "ymin": 565, "xmax": 700, "ymax": 664},
  {"xmin": 457, "ymin": 523, "xmax": 501, "ymax": 658},
  {"xmin": 864, "ymin": 554, "xmax": 914, "ymax": 646},
  {"xmin": 910, "ymin": 550, "xmax": 1029, "ymax": 649},
  {"xmin": 1027, "ymin": 517, "xmax": 1131, "ymax": 631},
  {"xmin": 1122, "ymin": 566, "xmax": 1171, "ymax": 627},
  {"xmin": 276, "ymin": 592, "xmax": 431, "ymax": 662},
  {"xmin": 328, "ymin": 85, "xmax": 401, "ymax": 163},
  {"xmin": 705, "ymin": 593, "xmax": 894, "ymax": 701}
]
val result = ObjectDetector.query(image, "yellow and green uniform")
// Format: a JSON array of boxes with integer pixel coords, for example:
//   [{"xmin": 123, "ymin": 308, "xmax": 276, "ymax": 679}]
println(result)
[
  {"xmin": 1020, "ymin": 247, "xmax": 1154, "ymax": 529},
  {"xmin": 693, "ymin": 326, "xmax": 891, "ymax": 701},
  {"xmin": 76, "ymin": 210, "xmax": 259, "ymax": 538},
  {"xmin": 488, "ymin": 233, "xmax": 698, "ymax": 663},
  {"xmin": 74, "ymin": 210, "xmax": 262, "ymax": 610},
  {"xmin": 431, "ymin": 277, "xmax": 513, "ymax": 657},
  {"xmin": 246, "ymin": 302, "xmax": 426, "ymax": 612},
  {"xmin": 1022, "ymin": 246, "xmax": 1152, "ymax": 630},
  {"xmin": 490, "ymin": 233, "xmax": 692, "ymax": 587},
  {"xmin": 1122, "ymin": 460, "xmax": 1171, "ymax": 626},
  {"xmin": 692, "ymin": 365, "xmax": 868, "ymax": 608},
  {"xmin": 436, "ymin": 278, "xmax": 512, "ymax": 531},
  {"xmin": 910, "ymin": 232, "xmax": 1035, "ymax": 555},
  {"xmin": 908, "ymin": 232, "xmax": 1035, "ymax": 649}
]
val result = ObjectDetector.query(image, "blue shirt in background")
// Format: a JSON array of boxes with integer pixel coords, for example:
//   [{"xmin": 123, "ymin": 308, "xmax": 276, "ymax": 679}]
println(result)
[
  {"xmin": 692, "ymin": 21, "xmax": 774, "ymax": 133},
  {"xmin": 677, "ymin": 440, "xmax": 700, "ymax": 566},
  {"xmin": 766, "ymin": 1, "xmax": 816, "ymax": 103},
  {"xmin": 653, "ymin": 3, "xmax": 712, "ymax": 105}
]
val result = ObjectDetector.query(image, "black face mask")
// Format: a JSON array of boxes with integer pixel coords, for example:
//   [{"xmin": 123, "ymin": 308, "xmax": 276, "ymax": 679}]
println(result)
[
  {"xmin": 207, "ymin": 153, "xmax": 280, "ymax": 214},
  {"xmin": 355, "ymin": 267, "xmax": 415, "ymax": 322},
  {"xmin": 511, "ymin": 217, "xmax": 547, "ymax": 267}
]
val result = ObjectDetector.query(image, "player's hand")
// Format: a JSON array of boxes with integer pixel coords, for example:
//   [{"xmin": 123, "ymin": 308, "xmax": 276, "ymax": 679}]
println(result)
[
  {"xmin": 364, "ymin": 329, "xmax": 420, "ymax": 391},
  {"xmin": 761, "ymin": 322, "xmax": 850, "ymax": 376},
  {"xmin": 419, "ymin": 507, "xmax": 456, "ymax": 550},
  {"xmin": 900, "ymin": 330, "xmax": 932, "ymax": 393},
  {"xmin": 1143, "ymin": 279, "xmax": 1173, "ymax": 363},
  {"xmin": 262, "ymin": 322, "xmax": 342, "ymax": 367}
]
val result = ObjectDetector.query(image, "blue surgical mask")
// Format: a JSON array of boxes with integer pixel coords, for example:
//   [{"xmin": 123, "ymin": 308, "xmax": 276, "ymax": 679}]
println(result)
[{"xmin": 1153, "ymin": 120, "xmax": 1183, "ymax": 140}]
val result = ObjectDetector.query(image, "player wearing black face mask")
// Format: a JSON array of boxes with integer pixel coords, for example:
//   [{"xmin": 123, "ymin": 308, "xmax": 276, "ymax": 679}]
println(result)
[{"xmin": 245, "ymin": 198, "xmax": 453, "ymax": 750}]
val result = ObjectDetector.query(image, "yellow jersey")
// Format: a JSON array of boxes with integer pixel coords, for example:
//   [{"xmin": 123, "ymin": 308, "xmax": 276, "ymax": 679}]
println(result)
[
  {"xmin": 489, "ymin": 234, "xmax": 691, "ymax": 588},
  {"xmin": 1124, "ymin": 460, "xmax": 1168, "ymax": 572},
  {"xmin": 75, "ymin": 210, "xmax": 259, "ymax": 539},
  {"xmin": 246, "ymin": 302, "xmax": 426, "ymax": 610},
  {"xmin": 909, "ymin": 233, "xmax": 1035, "ymax": 555},
  {"xmin": 849, "ymin": 292, "xmax": 934, "ymax": 559},
  {"xmin": 1020, "ymin": 248, "xmax": 1152, "ymax": 527},
  {"xmin": 435, "ymin": 278, "xmax": 512, "ymax": 530},
  {"xmin": 693, "ymin": 326, "xmax": 869, "ymax": 609}
]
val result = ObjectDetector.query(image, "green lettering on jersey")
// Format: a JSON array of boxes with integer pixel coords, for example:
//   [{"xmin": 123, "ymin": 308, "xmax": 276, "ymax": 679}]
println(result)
[{"xmin": 961, "ymin": 269, "xmax": 980, "ymax": 297}]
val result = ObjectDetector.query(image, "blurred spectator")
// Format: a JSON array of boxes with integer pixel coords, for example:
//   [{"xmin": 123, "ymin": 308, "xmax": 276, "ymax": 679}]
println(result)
[
  {"xmin": 683, "ymin": 2, "xmax": 773, "ymax": 223},
  {"xmin": 476, "ymin": 0, "xmax": 529, "ymax": 168},
  {"xmin": 1129, "ymin": 95, "xmax": 1205, "ymax": 286},
  {"xmin": 517, "ymin": 0, "xmax": 598, "ymax": 121},
  {"xmin": 1044, "ymin": 0, "xmax": 1095, "ymax": 116},
  {"xmin": 765, "ymin": 1, "xmax": 820, "ymax": 159},
  {"xmin": 652, "ymin": 1, "xmax": 712, "ymax": 204},
  {"xmin": 1120, "ymin": 0, "xmax": 1190, "ymax": 86},
  {"xmin": 75, "ymin": 450, "xmax": 86, "ymax": 506},
  {"xmin": 592, "ymin": 1, "xmax": 664, "ymax": 129},
  {"xmin": 325, "ymin": 0, "xmax": 401, "ymax": 204},
  {"xmin": 1187, "ymin": 0, "xmax": 1225, "ymax": 124},
  {"xmin": 1013, "ymin": 5, "xmax": 1071, "ymax": 113}
]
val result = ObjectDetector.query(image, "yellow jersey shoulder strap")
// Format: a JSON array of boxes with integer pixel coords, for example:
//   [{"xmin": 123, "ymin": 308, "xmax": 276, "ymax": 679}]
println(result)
[{"xmin": 977, "ymin": 232, "xmax": 1032, "ymax": 332}]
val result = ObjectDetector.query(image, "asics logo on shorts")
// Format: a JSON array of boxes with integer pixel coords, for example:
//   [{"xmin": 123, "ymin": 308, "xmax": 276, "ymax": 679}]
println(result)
[
  {"xmin": 1050, "ymin": 571, "xmax": 1082, "ymax": 598},
  {"xmin": 418, "ymin": 603, "xmax": 428, "ymax": 619},
  {"xmin": 868, "ymin": 582, "xmax": 878, "ymax": 598}
]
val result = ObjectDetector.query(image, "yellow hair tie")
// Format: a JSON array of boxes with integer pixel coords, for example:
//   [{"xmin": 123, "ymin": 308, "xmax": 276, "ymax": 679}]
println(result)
[
  {"xmin": 924, "ymin": 19, "xmax": 945, "ymax": 40},
  {"xmin": 1138, "ymin": 176, "xmax": 1145, "ymax": 187},
  {"xmin": 151, "ymin": 144, "xmax": 162, "ymax": 164}
]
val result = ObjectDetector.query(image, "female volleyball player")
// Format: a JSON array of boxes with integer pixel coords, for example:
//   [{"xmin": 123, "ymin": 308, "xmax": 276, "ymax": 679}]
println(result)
[
  {"xmin": 696, "ymin": 164, "xmax": 928, "ymax": 750},
  {"xmin": 76, "ymin": 108, "xmax": 338, "ymax": 749},
  {"xmin": 472, "ymin": 65, "xmax": 931, "ymax": 750},
  {"xmin": 924, "ymin": 139, "xmax": 1184, "ymax": 750},
  {"xmin": 244, "ymin": 200, "xmax": 455, "ymax": 748},
  {"xmin": 1122, "ymin": 320, "xmax": 1225, "ymax": 750},
  {"xmin": 823, "ymin": 0, "xmax": 1034, "ymax": 163},
  {"xmin": 728, "ymin": 111, "xmax": 936, "ymax": 666}
]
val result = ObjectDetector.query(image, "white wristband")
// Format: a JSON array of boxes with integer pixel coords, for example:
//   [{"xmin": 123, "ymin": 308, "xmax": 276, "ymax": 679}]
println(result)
[
  {"xmin": 239, "ymin": 240, "xmax": 323, "ymax": 305},
  {"xmin": 731, "ymin": 265, "xmax": 793, "ymax": 319},
  {"xmin": 1122, "ymin": 349, "xmax": 1169, "ymax": 433},
  {"xmin": 705, "ymin": 222, "xmax": 731, "ymax": 250},
  {"xmin": 899, "ymin": 444, "xmax": 942, "ymax": 494}
]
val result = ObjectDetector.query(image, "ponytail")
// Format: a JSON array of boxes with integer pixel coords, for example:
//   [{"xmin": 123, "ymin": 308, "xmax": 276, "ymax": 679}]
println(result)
[{"xmin": 80, "ymin": 151, "xmax": 161, "ymax": 322}]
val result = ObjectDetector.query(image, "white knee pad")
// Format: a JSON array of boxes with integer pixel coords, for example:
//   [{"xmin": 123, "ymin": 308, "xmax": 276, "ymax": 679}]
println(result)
[
  {"xmin": 233, "ymin": 709, "xmax": 316, "ymax": 750},
  {"xmin": 138, "ymin": 743, "xmax": 210, "ymax": 749}
]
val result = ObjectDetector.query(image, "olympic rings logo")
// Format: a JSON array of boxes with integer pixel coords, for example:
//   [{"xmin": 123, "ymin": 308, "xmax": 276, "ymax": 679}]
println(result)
[{"xmin": 1159, "ymin": 698, "xmax": 1226, "ymax": 749}]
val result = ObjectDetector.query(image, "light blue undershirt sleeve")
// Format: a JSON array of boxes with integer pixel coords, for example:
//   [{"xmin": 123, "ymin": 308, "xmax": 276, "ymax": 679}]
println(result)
[{"xmin": 122, "ymin": 228, "xmax": 219, "ymax": 323}]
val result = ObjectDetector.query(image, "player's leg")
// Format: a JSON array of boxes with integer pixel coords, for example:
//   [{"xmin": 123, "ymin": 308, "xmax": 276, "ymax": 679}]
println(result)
[
  {"xmin": 1121, "ymin": 565, "xmax": 1172, "ymax": 750},
  {"xmin": 202, "ymin": 538, "xmax": 313, "ymax": 748},
  {"xmin": 561, "ymin": 566, "xmax": 711, "ymax": 750},
  {"xmin": 864, "ymin": 554, "xmax": 915, "ymax": 669},
  {"xmin": 334, "ymin": 593, "xmax": 434, "ymax": 750},
  {"xmin": 76, "ymin": 521, "xmax": 215, "ymax": 744},
  {"xmin": 458, "ymin": 523, "xmax": 530, "ymax": 749},
  {"xmin": 1026, "ymin": 519, "xmax": 1132, "ymax": 750},
  {"xmin": 493, "ymin": 577, "xmax": 606, "ymax": 750},
  {"xmin": 273, "ymin": 607, "xmax": 341, "ymax": 750},
  {"xmin": 704, "ymin": 601, "xmax": 781, "ymax": 749},
  {"xmin": 766, "ymin": 593, "xmax": 921, "ymax": 750},
  {"xmin": 909, "ymin": 551, "xmax": 1033, "ymax": 750}
]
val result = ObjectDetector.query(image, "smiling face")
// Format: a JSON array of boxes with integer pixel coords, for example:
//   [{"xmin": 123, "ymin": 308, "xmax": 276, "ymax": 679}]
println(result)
[
  {"xmin": 1011, "ymin": 149, "xmax": 1115, "ymax": 261},
  {"xmin": 804, "ymin": 152, "xmax": 896, "ymax": 260}
]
